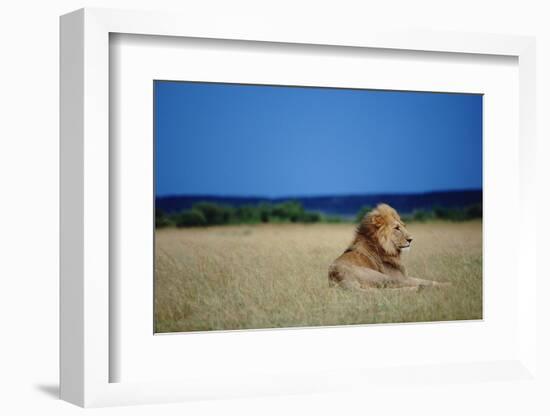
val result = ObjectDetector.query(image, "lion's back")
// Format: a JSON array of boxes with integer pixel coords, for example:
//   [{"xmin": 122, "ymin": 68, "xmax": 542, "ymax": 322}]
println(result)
[{"xmin": 328, "ymin": 249, "xmax": 379, "ymax": 285}]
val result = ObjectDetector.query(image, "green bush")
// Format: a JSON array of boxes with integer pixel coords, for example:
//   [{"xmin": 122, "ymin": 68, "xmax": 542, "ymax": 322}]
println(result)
[
  {"xmin": 355, "ymin": 205, "xmax": 372, "ymax": 223},
  {"xmin": 433, "ymin": 205, "xmax": 459, "ymax": 220},
  {"xmin": 272, "ymin": 201, "xmax": 305, "ymax": 222},
  {"xmin": 155, "ymin": 208, "xmax": 172, "ymax": 228},
  {"xmin": 299, "ymin": 211, "xmax": 322, "ymax": 223},
  {"xmin": 323, "ymin": 215, "xmax": 343, "ymax": 223},
  {"xmin": 258, "ymin": 203, "xmax": 272, "ymax": 223},
  {"xmin": 412, "ymin": 209, "xmax": 432, "ymax": 222},
  {"xmin": 433, "ymin": 204, "xmax": 482, "ymax": 222},
  {"xmin": 234, "ymin": 205, "xmax": 260, "ymax": 223},
  {"xmin": 175, "ymin": 210, "xmax": 207, "ymax": 227},
  {"xmin": 193, "ymin": 202, "xmax": 233, "ymax": 225},
  {"xmin": 465, "ymin": 203, "xmax": 482, "ymax": 219}
]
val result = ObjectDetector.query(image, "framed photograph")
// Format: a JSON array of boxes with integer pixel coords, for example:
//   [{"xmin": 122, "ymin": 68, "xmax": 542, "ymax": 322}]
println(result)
[
  {"xmin": 153, "ymin": 80, "xmax": 483, "ymax": 334},
  {"xmin": 60, "ymin": 8, "xmax": 537, "ymax": 407}
]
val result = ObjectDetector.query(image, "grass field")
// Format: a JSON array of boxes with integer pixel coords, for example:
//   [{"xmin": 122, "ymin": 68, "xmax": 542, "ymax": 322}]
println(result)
[{"xmin": 154, "ymin": 221, "xmax": 482, "ymax": 333}]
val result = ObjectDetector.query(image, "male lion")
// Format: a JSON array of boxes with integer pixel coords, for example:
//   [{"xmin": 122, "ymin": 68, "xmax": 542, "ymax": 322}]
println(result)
[{"xmin": 328, "ymin": 203, "xmax": 448, "ymax": 291}]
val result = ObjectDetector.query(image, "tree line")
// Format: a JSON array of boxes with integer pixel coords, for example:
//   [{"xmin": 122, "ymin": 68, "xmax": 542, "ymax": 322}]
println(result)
[
  {"xmin": 156, "ymin": 201, "xmax": 482, "ymax": 228},
  {"xmin": 355, "ymin": 203, "xmax": 482, "ymax": 223}
]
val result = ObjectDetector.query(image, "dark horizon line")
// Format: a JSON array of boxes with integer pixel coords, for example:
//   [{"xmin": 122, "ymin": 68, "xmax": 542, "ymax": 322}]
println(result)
[
  {"xmin": 156, "ymin": 188, "xmax": 483, "ymax": 200},
  {"xmin": 155, "ymin": 79, "xmax": 484, "ymax": 97}
]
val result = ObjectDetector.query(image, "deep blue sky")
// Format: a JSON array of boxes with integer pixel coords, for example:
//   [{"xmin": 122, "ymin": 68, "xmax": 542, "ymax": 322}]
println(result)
[{"xmin": 155, "ymin": 81, "xmax": 482, "ymax": 198}]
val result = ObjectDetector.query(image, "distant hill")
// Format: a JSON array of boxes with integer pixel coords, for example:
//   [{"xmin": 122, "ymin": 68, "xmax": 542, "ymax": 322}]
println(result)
[{"xmin": 156, "ymin": 189, "xmax": 482, "ymax": 218}]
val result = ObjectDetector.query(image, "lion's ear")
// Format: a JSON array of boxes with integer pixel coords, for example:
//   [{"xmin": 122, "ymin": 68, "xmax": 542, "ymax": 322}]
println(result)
[{"xmin": 369, "ymin": 214, "xmax": 385, "ymax": 228}]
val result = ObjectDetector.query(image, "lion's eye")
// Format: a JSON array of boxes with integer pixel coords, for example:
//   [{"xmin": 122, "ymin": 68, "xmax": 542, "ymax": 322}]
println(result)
[{"xmin": 394, "ymin": 225, "xmax": 400, "ymax": 230}]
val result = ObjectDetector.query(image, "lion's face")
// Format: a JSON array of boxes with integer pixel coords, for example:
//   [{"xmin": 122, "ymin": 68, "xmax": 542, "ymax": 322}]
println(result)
[
  {"xmin": 362, "ymin": 203, "xmax": 413, "ymax": 256},
  {"xmin": 390, "ymin": 220, "xmax": 412, "ymax": 252}
]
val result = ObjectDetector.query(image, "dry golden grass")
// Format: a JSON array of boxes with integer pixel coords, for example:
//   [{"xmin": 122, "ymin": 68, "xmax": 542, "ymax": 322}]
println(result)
[{"xmin": 154, "ymin": 221, "xmax": 482, "ymax": 332}]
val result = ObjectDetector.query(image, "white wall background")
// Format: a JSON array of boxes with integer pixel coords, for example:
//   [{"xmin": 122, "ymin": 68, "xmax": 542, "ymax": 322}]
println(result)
[{"xmin": 1, "ymin": 1, "xmax": 548, "ymax": 415}]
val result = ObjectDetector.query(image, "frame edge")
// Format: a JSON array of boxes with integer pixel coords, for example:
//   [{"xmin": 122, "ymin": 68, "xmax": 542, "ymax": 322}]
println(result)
[{"xmin": 59, "ymin": 8, "xmax": 85, "ymax": 407}]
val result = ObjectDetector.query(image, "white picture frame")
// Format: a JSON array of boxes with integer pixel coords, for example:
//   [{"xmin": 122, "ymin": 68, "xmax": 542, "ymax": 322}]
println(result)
[{"xmin": 60, "ymin": 7, "xmax": 537, "ymax": 408}]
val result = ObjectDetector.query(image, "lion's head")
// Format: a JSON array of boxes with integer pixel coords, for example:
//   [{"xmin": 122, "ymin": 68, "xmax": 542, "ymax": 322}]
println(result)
[{"xmin": 358, "ymin": 203, "xmax": 412, "ymax": 257}]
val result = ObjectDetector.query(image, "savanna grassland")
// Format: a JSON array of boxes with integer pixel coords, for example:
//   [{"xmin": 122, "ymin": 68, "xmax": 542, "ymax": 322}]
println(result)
[{"xmin": 154, "ymin": 221, "xmax": 482, "ymax": 333}]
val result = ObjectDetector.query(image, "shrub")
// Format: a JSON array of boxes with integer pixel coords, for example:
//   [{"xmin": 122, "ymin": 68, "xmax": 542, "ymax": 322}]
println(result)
[
  {"xmin": 299, "ymin": 211, "xmax": 322, "ymax": 223},
  {"xmin": 465, "ymin": 203, "xmax": 482, "ymax": 219},
  {"xmin": 192, "ymin": 202, "xmax": 233, "ymax": 225},
  {"xmin": 175, "ymin": 210, "xmax": 207, "ymax": 227},
  {"xmin": 258, "ymin": 203, "xmax": 272, "ymax": 223},
  {"xmin": 233, "ymin": 205, "xmax": 259, "ymax": 223},
  {"xmin": 412, "ymin": 209, "xmax": 432, "ymax": 222},
  {"xmin": 433, "ymin": 205, "xmax": 460, "ymax": 220},
  {"xmin": 404, "ymin": 204, "xmax": 482, "ymax": 223},
  {"xmin": 155, "ymin": 208, "xmax": 172, "ymax": 228},
  {"xmin": 272, "ymin": 201, "xmax": 305, "ymax": 222},
  {"xmin": 323, "ymin": 215, "xmax": 344, "ymax": 223},
  {"xmin": 433, "ymin": 205, "xmax": 476, "ymax": 222},
  {"xmin": 355, "ymin": 205, "xmax": 372, "ymax": 223}
]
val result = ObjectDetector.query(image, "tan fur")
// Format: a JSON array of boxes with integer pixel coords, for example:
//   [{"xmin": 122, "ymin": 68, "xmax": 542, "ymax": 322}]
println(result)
[{"xmin": 328, "ymin": 204, "xmax": 449, "ymax": 291}]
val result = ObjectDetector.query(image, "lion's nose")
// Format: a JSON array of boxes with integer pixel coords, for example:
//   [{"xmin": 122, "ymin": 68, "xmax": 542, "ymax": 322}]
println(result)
[{"xmin": 407, "ymin": 237, "xmax": 413, "ymax": 243}]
